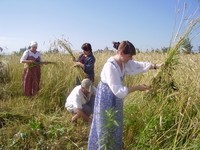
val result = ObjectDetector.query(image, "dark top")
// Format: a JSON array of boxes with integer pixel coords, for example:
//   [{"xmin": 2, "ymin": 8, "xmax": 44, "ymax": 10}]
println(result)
[{"xmin": 77, "ymin": 53, "xmax": 96, "ymax": 82}]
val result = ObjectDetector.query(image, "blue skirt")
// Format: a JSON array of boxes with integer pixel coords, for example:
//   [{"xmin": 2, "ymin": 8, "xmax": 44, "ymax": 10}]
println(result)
[{"xmin": 88, "ymin": 81, "xmax": 123, "ymax": 150}]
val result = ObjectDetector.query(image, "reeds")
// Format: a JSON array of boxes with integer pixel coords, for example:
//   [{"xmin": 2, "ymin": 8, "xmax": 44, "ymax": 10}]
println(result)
[
  {"xmin": 0, "ymin": 1, "xmax": 200, "ymax": 149},
  {"xmin": 131, "ymin": 2, "xmax": 200, "ymax": 149},
  {"xmin": 148, "ymin": 4, "xmax": 200, "ymax": 101},
  {"xmin": 51, "ymin": 38, "xmax": 86, "ymax": 82},
  {"xmin": 0, "ymin": 60, "xmax": 11, "ymax": 99}
]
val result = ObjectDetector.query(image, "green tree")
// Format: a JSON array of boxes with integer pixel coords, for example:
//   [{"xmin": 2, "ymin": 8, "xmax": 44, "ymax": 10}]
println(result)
[{"xmin": 182, "ymin": 37, "xmax": 193, "ymax": 54}]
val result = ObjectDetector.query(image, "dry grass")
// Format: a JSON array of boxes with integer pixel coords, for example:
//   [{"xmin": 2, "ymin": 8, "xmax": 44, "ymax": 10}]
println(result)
[
  {"xmin": 0, "ymin": 1, "xmax": 199, "ymax": 149},
  {"xmin": 1, "ymin": 51, "xmax": 200, "ymax": 149}
]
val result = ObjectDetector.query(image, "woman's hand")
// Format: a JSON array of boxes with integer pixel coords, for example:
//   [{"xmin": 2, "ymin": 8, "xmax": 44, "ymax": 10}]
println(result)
[
  {"xmin": 151, "ymin": 63, "xmax": 164, "ymax": 69},
  {"xmin": 73, "ymin": 62, "xmax": 84, "ymax": 68},
  {"xmin": 136, "ymin": 84, "xmax": 150, "ymax": 91},
  {"xmin": 156, "ymin": 63, "xmax": 164, "ymax": 68},
  {"xmin": 128, "ymin": 84, "xmax": 150, "ymax": 93},
  {"xmin": 28, "ymin": 60, "xmax": 35, "ymax": 63}
]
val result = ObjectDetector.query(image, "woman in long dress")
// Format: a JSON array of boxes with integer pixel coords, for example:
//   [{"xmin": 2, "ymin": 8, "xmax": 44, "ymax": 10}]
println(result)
[
  {"xmin": 20, "ymin": 41, "xmax": 41, "ymax": 97},
  {"xmin": 88, "ymin": 41, "xmax": 161, "ymax": 150}
]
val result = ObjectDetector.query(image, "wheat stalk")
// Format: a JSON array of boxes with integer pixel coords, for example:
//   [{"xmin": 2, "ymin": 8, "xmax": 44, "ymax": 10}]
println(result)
[
  {"xmin": 148, "ymin": 11, "xmax": 200, "ymax": 100},
  {"xmin": 52, "ymin": 38, "xmax": 85, "ymax": 82}
]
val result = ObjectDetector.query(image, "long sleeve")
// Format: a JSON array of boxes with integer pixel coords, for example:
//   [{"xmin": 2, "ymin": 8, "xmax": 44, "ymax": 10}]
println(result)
[
  {"xmin": 83, "ymin": 54, "xmax": 95, "ymax": 74},
  {"xmin": 125, "ymin": 60, "xmax": 152, "ymax": 75},
  {"xmin": 100, "ymin": 57, "xmax": 153, "ymax": 99},
  {"xmin": 101, "ymin": 58, "xmax": 128, "ymax": 99}
]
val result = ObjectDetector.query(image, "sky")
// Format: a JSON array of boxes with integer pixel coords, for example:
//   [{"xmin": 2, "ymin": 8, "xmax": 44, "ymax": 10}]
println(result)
[{"xmin": 0, "ymin": 0, "xmax": 200, "ymax": 54}]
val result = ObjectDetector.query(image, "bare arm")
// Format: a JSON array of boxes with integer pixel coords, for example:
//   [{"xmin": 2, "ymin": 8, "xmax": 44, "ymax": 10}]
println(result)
[
  {"xmin": 73, "ymin": 62, "xmax": 84, "ymax": 68},
  {"xmin": 128, "ymin": 84, "xmax": 150, "ymax": 94},
  {"xmin": 76, "ymin": 108, "xmax": 91, "ymax": 122},
  {"xmin": 21, "ymin": 60, "xmax": 35, "ymax": 63}
]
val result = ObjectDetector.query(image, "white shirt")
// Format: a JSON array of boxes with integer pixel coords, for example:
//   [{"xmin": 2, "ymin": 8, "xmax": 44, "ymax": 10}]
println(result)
[
  {"xmin": 20, "ymin": 50, "xmax": 41, "ymax": 63},
  {"xmin": 65, "ymin": 85, "xmax": 90, "ymax": 109},
  {"xmin": 100, "ymin": 57, "xmax": 152, "ymax": 99}
]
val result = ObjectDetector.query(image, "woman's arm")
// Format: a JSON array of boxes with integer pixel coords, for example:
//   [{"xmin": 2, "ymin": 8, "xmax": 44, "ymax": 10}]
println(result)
[
  {"xmin": 128, "ymin": 84, "xmax": 150, "ymax": 93},
  {"xmin": 84, "ymin": 55, "xmax": 95, "ymax": 72},
  {"xmin": 21, "ymin": 60, "xmax": 35, "ymax": 63},
  {"xmin": 76, "ymin": 108, "xmax": 91, "ymax": 122},
  {"xmin": 150, "ymin": 63, "xmax": 163, "ymax": 70}
]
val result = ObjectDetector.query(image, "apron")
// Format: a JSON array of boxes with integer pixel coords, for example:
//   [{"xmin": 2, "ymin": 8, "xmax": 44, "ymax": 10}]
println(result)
[{"xmin": 22, "ymin": 55, "xmax": 41, "ymax": 97}]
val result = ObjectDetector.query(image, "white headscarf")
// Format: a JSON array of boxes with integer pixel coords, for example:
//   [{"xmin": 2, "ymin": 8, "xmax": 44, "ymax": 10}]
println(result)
[{"xmin": 30, "ymin": 41, "xmax": 38, "ymax": 47}]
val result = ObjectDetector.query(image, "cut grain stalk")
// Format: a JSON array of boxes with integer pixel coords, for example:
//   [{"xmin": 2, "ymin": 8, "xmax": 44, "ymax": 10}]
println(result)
[
  {"xmin": 148, "ymin": 17, "xmax": 200, "ymax": 100},
  {"xmin": 54, "ymin": 38, "xmax": 85, "ymax": 82},
  {"xmin": 26, "ymin": 61, "xmax": 57, "ymax": 69}
]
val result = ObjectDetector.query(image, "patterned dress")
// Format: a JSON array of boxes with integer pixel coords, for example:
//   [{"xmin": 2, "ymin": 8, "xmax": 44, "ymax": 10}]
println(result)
[
  {"xmin": 21, "ymin": 50, "xmax": 41, "ymax": 97},
  {"xmin": 88, "ymin": 57, "xmax": 152, "ymax": 150}
]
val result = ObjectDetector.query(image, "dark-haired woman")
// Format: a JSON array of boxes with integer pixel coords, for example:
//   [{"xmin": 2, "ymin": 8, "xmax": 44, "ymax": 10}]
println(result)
[
  {"xmin": 88, "ymin": 41, "xmax": 162, "ymax": 150},
  {"xmin": 73, "ymin": 43, "xmax": 96, "ymax": 84}
]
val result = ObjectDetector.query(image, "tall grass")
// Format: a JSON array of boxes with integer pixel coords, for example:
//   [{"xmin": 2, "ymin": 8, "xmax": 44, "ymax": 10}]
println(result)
[
  {"xmin": 50, "ymin": 38, "xmax": 86, "ymax": 82},
  {"xmin": 123, "ymin": 1, "xmax": 200, "ymax": 149},
  {"xmin": 1, "ymin": 51, "xmax": 200, "ymax": 149},
  {"xmin": 1, "ymin": 1, "xmax": 200, "ymax": 149}
]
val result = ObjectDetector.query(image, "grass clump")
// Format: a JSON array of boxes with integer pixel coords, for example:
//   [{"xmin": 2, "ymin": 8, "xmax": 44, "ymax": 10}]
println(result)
[
  {"xmin": 51, "ymin": 37, "xmax": 86, "ymax": 82},
  {"xmin": 0, "ymin": 2, "xmax": 200, "ymax": 149},
  {"xmin": 123, "ymin": 3, "xmax": 200, "ymax": 149}
]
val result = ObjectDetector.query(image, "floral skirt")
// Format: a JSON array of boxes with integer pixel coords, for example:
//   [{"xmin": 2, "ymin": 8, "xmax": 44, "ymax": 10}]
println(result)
[{"xmin": 88, "ymin": 81, "xmax": 123, "ymax": 150}]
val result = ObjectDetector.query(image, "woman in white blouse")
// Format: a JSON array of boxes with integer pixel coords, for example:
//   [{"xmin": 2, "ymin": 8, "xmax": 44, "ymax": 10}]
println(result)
[
  {"xmin": 20, "ymin": 41, "xmax": 42, "ymax": 97},
  {"xmin": 88, "ymin": 41, "xmax": 161, "ymax": 150}
]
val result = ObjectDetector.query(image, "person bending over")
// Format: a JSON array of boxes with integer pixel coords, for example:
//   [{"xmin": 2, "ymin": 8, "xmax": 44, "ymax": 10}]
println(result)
[{"xmin": 65, "ymin": 78, "xmax": 96, "ymax": 122}]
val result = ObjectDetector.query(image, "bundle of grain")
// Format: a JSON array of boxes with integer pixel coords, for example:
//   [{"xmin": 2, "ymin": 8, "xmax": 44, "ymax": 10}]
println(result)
[
  {"xmin": 148, "ymin": 17, "xmax": 200, "ymax": 101},
  {"xmin": 51, "ymin": 38, "xmax": 85, "ymax": 82}
]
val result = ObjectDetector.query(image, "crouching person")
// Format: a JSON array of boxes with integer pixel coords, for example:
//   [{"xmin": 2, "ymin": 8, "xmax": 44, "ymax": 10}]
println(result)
[{"xmin": 65, "ymin": 78, "xmax": 96, "ymax": 123}]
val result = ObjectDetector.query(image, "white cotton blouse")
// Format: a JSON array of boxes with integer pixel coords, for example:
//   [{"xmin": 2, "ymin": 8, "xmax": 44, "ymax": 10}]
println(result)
[
  {"xmin": 65, "ymin": 85, "xmax": 88, "ymax": 109},
  {"xmin": 20, "ymin": 50, "xmax": 41, "ymax": 63},
  {"xmin": 100, "ymin": 57, "xmax": 152, "ymax": 99}
]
